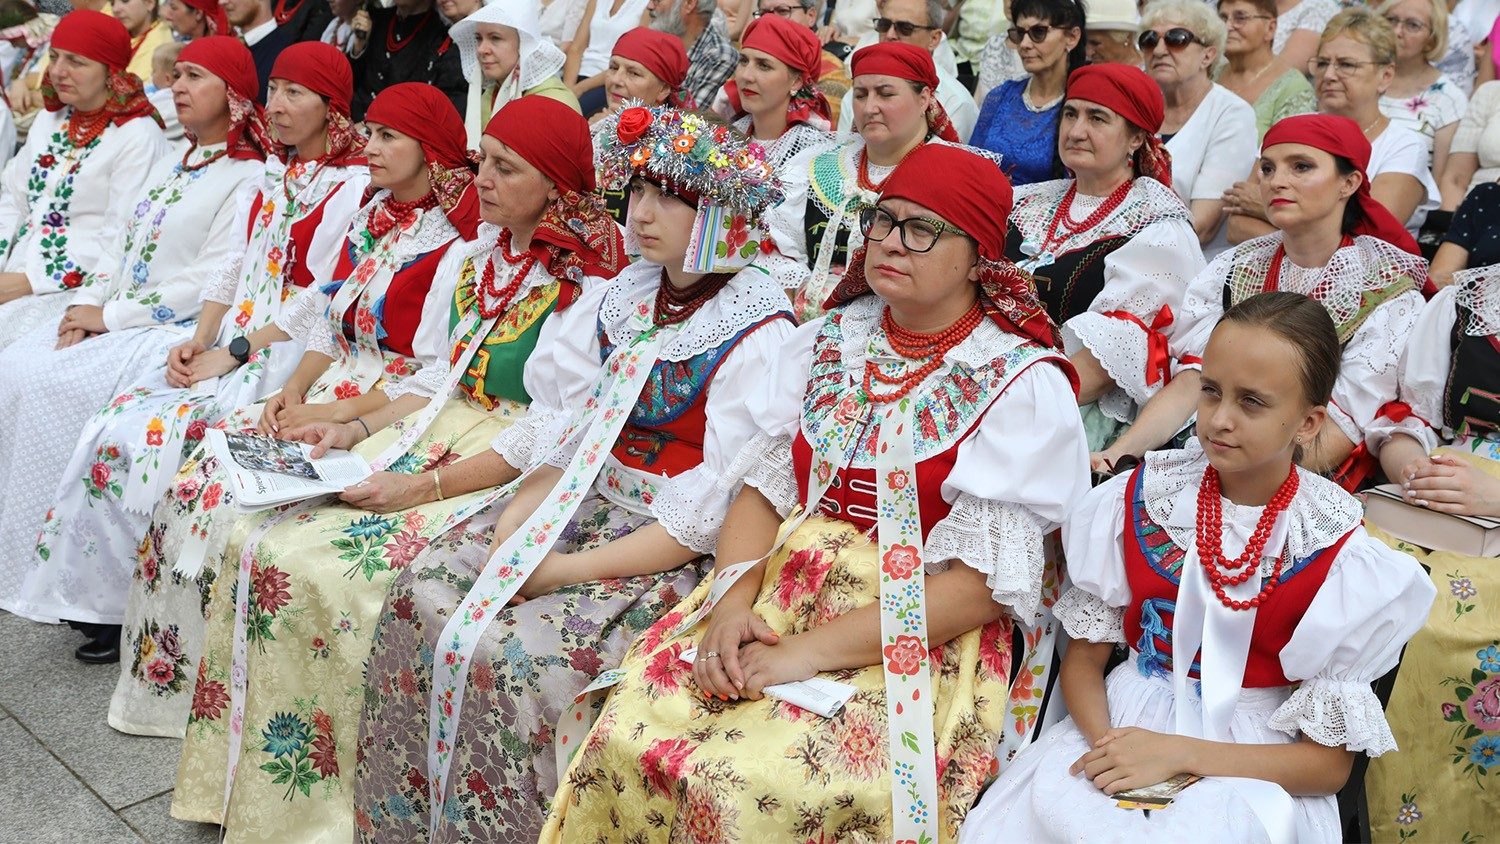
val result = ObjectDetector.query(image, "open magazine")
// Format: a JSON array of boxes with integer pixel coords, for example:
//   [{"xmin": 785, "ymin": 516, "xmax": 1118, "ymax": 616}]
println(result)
[{"xmin": 204, "ymin": 429, "xmax": 373, "ymax": 513}]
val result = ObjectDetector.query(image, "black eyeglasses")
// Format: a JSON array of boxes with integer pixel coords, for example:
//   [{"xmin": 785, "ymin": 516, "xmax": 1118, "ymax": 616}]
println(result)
[
  {"xmin": 873, "ymin": 16, "xmax": 939, "ymax": 36},
  {"xmin": 1136, "ymin": 27, "xmax": 1206, "ymax": 51},
  {"xmin": 756, "ymin": 2, "xmax": 809, "ymax": 17},
  {"xmin": 1006, "ymin": 24, "xmax": 1058, "ymax": 44},
  {"xmin": 859, "ymin": 207, "xmax": 962, "ymax": 253}
]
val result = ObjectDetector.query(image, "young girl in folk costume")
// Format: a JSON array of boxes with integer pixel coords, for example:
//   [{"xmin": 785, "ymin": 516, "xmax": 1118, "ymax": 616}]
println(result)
[
  {"xmin": 106, "ymin": 81, "xmax": 480, "ymax": 738},
  {"xmin": 351, "ymin": 105, "xmax": 794, "ymax": 842},
  {"xmin": 0, "ymin": 10, "xmax": 168, "ymax": 350},
  {"xmin": 166, "ymin": 95, "xmax": 624, "ymax": 842},
  {"xmin": 1124, "ymin": 113, "xmax": 1429, "ymax": 489},
  {"xmin": 541, "ymin": 144, "xmax": 1091, "ymax": 844},
  {"xmin": 1005, "ymin": 63, "xmax": 1205, "ymax": 456},
  {"xmin": 776, "ymin": 42, "xmax": 962, "ymax": 320},
  {"xmin": 8, "ymin": 41, "xmax": 367, "ymax": 659},
  {"xmin": 1360, "ymin": 264, "xmax": 1500, "ymax": 841},
  {"xmin": 0, "ymin": 36, "xmax": 267, "ymax": 644},
  {"xmin": 962, "ymin": 292, "xmax": 1435, "ymax": 843}
]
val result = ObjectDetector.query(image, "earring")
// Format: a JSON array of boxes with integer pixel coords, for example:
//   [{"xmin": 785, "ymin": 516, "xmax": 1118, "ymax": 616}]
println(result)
[{"xmin": 1294, "ymin": 435, "xmax": 1303, "ymax": 445}]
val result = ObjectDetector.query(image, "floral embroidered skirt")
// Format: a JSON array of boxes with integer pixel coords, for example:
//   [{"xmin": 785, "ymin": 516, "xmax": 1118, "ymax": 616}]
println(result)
[
  {"xmin": 0, "ymin": 321, "xmax": 179, "ymax": 620},
  {"xmin": 168, "ymin": 398, "xmax": 522, "ymax": 842},
  {"xmin": 1364, "ymin": 525, "xmax": 1500, "ymax": 842},
  {"xmin": 351, "ymin": 493, "xmax": 705, "ymax": 843},
  {"xmin": 108, "ymin": 364, "xmax": 445, "ymax": 738},
  {"xmin": 539, "ymin": 514, "xmax": 1013, "ymax": 844}
]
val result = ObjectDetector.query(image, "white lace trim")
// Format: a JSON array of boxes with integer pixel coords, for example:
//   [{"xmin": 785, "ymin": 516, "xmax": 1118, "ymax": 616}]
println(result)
[
  {"xmin": 599, "ymin": 261, "xmax": 791, "ymax": 361},
  {"xmin": 924, "ymin": 493, "xmax": 1048, "ymax": 620},
  {"xmin": 1455, "ymin": 263, "xmax": 1500, "ymax": 336},
  {"xmin": 650, "ymin": 465, "xmax": 745, "ymax": 555},
  {"xmin": 1142, "ymin": 440, "xmax": 1363, "ymax": 565},
  {"xmin": 733, "ymin": 431, "xmax": 797, "ymax": 516},
  {"xmin": 274, "ymin": 288, "xmax": 335, "ymax": 355},
  {"xmin": 834, "ymin": 294, "xmax": 1028, "ymax": 386},
  {"xmin": 1010, "ymin": 177, "xmax": 1190, "ymax": 261},
  {"xmin": 1267, "ymin": 677, "xmax": 1398, "ymax": 756},
  {"xmin": 1064, "ymin": 311, "xmax": 1146, "ymax": 423},
  {"xmin": 732, "ymin": 118, "xmax": 832, "ymax": 170},
  {"xmin": 385, "ymin": 362, "xmax": 446, "ymax": 400},
  {"xmin": 492, "ymin": 406, "xmax": 565, "ymax": 471},
  {"xmin": 1217, "ymin": 234, "xmax": 1428, "ymax": 332},
  {"xmin": 351, "ymin": 192, "xmax": 463, "ymax": 260},
  {"xmin": 1054, "ymin": 586, "xmax": 1126, "ymax": 644}
]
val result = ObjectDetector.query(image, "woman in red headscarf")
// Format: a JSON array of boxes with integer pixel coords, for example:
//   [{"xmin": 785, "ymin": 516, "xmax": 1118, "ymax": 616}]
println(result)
[
  {"xmin": 0, "ymin": 34, "xmax": 269, "ymax": 661},
  {"xmin": 541, "ymin": 143, "xmax": 1091, "ymax": 844},
  {"xmin": 592, "ymin": 27, "xmax": 687, "ymax": 222},
  {"xmin": 162, "ymin": 94, "xmax": 624, "ymax": 843},
  {"xmin": 1160, "ymin": 112, "xmax": 1429, "ymax": 491},
  {"xmin": 779, "ymin": 41, "xmax": 963, "ymax": 320},
  {"xmin": 165, "ymin": 0, "xmax": 233, "ymax": 40},
  {"xmin": 1008, "ymin": 64, "xmax": 1208, "ymax": 466},
  {"xmin": 0, "ymin": 10, "xmax": 168, "ymax": 352},
  {"xmin": 26, "ymin": 40, "xmax": 368, "ymax": 668},
  {"xmin": 354, "ymin": 101, "xmax": 793, "ymax": 843}
]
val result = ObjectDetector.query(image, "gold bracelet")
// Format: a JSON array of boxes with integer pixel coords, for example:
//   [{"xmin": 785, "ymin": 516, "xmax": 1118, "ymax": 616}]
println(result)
[{"xmin": 432, "ymin": 468, "xmax": 444, "ymax": 501}]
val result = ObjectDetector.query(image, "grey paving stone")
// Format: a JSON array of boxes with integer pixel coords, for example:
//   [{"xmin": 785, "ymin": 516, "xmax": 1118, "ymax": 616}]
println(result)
[
  {"xmin": 0, "ymin": 716, "xmax": 142, "ymax": 843},
  {"xmin": 0, "ymin": 612, "xmax": 182, "ymax": 809},
  {"xmin": 117, "ymin": 791, "xmax": 220, "ymax": 844}
]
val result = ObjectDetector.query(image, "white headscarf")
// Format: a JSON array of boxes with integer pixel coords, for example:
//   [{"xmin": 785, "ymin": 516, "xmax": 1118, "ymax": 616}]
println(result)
[{"xmin": 450, "ymin": 0, "xmax": 568, "ymax": 144}]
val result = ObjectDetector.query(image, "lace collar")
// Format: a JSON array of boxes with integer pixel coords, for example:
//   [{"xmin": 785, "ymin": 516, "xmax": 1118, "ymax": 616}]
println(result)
[
  {"xmin": 598, "ymin": 259, "xmax": 791, "ymax": 361},
  {"xmin": 731, "ymin": 116, "xmax": 833, "ymax": 169},
  {"xmin": 349, "ymin": 189, "xmax": 461, "ymax": 261},
  {"xmin": 1219, "ymin": 233, "xmax": 1426, "ymax": 341},
  {"xmin": 463, "ymin": 223, "xmax": 557, "ymax": 309},
  {"xmin": 833, "ymin": 294, "xmax": 1031, "ymax": 379},
  {"xmin": 1455, "ymin": 263, "xmax": 1500, "ymax": 337},
  {"xmin": 1009, "ymin": 176, "xmax": 1191, "ymax": 257},
  {"xmin": 1141, "ymin": 439, "xmax": 1363, "ymax": 566}
]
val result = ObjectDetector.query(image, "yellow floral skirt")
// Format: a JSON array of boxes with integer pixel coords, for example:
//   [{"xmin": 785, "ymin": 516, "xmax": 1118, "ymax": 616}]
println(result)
[{"xmin": 539, "ymin": 515, "xmax": 1013, "ymax": 843}]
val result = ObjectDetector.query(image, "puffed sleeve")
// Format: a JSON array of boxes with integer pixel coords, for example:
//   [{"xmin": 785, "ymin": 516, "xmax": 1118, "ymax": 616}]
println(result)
[
  {"xmin": 1267, "ymin": 526, "xmax": 1436, "ymax": 755},
  {"xmin": 491, "ymin": 277, "xmax": 607, "ymax": 471},
  {"xmin": 299, "ymin": 170, "xmax": 372, "ymax": 289},
  {"xmin": 100, "ymin": 160, "xmax": 261, "ymax": 331},
  {"xmin": 1325, "ymin": 290, "xmax": 1424, "ymax": 445},
  {"xmin": 1052, "ymin": 471, "xmax": 1134, "ymax": 644},
  {"xmin": 1062, "ymin": 215, "xmax": 1207, "ymax": 417},
  {"xmin": 730, "ymin": 316, "xmax": 821, "ymax": 517},
  {"xmin": 651, "ymin": 316, "xmax": 797, "ymax": 553},
  {"xmin": 762, "ymin": 145, "xmax": 820, "ymax": 278},
  {"xmin": 1366, "ymin": 284, "xmax": 1456, "ymax": 454},
  {"xmin": 923, "ymin": 359, "xmax": 1092, "ymax": 619},
  {"xmin": 383, "ymin": 242, "xmax": 465, "ymax": 399},
  {"xmin": 201, "ymin": 180, "xmax": 261, "ymax": 305},
  {"xmin": 1168, "ymin": 246, "xmax": 1236, "ymax": 372}
]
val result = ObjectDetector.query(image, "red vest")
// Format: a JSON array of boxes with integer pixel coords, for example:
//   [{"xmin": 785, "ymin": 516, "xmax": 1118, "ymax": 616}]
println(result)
[
  {"xmin": 244, "ymin": 184, "xmax": 350, "ymax": 291},
  {"xmin": 1119, "ymin": 467, "xmax": 1352, "ymax": 688},
  {"xmin": 327, "ymin": 240, "xmax": 448, "ymax": 357},
  {"xmin": 791, "ymin": 430, "xmax": 962, "ymax": 539}
]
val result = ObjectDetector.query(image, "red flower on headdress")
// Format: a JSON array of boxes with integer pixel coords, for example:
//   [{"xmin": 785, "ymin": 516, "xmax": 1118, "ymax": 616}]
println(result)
[{"xmin": 616, "ymin": 107, "xmax": 653, "ymax": 144}]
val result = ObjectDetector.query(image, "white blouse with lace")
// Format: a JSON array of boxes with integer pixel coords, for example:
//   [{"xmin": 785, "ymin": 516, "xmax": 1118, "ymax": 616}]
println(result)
[
  {"xmin": 962, "ymin": 441, "xmax": 1435, "ymax": 844},
  {"xmin": 490, "ymin": 259, "xmax": 795, "ymax": 554},
  {"xmin": 728, "ymin": 295, "xmax": 1091, "ymax": 618}
]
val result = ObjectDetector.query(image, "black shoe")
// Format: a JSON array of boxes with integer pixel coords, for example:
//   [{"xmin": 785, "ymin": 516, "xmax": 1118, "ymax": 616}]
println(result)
[{"xmin": 74, "ymin": 625, "xmax": 121, "ymax": 664}]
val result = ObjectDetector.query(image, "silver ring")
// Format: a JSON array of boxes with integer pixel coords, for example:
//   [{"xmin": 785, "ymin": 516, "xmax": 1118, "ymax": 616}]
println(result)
[{"xmin": 701, "ymin": 651, "xmax": 720, "ymax": 660}]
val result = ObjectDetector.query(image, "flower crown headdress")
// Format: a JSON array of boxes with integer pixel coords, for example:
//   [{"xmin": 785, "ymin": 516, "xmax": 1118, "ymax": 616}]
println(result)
[{"xmin": 594, "ymin": 104, "xmax": 783, "ymax": 224}]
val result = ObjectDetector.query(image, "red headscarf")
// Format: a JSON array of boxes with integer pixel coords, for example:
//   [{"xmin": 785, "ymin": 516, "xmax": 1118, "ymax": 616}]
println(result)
[
  {"xmin": 269, "ymin": 42, "xmax": 364, "ymax": 167},
  {"xmin": 611, "ymin": 27, "xmax": 688, "ymax": 99},
  {"xmin": 179, "ymin": 0, "xmax": 231, "ymax": 37},
  {"xmin": 42, "ymin": 11, "xmax": 160, "ymax": 134},
  {"xmin": 848, "ymin": 41, "xmax": 958, "ymax": 143},
  {"xmin": 724, "ymin": 15, "xmax": 830, "ymax": 127},
  {"xmin": 1066, "ymin": 64, "xmax": 1172, "ymax": 186},
  {"xmin": 177, "ymin": 36, "xmax": 273, "ymax": 161},
  {"xmin": 1261, "ymin": 114, "xmax": 1423, "ymax": 256},
  {"xmin": 366, "ymin": 82, "xmax": 480, "ymax": 238},
  {"xmin": 826, "ymin": 144, "xmax": 1064, "ymax": 351},
  {"xmin": 483, "ymin": 96, "xmax": 624, "ymax": 282}
]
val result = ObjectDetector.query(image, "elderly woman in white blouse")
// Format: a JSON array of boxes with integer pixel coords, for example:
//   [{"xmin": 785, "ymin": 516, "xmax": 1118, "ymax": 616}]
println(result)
[
  {"xmin": 1143, "ymin": 0, "xmax": 1258, "ymax": 251},
  {"xmin": 1377, "ymin": 0, "xmax": 1467, "ymax": 182}
]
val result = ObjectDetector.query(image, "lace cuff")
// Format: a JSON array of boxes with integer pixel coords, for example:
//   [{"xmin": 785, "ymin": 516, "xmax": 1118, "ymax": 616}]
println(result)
[
  {"xmin": 1064, "ymin": 311, "xmax": 1161, "ymax": 423},
  {"xmin": 384, "ymin": 362, "xmax": 446, "ymax": 401},
  {"xmin": 735, "ymin": 432, "xmax": 797, "ymax": 516},
  {"xmin": 491, "ymin": 407, "xmax": 566, "ymax": 471},
  {"xmin": 1267, "ymin": 677, "xmax": 1398, "ymax": 756},
  {"xmin": 274, "ymin": 290, "xmax": 335, "ymax": 356},
  {"xmin": 1054, "ymin": 586, "xmax": 1126, "ymax": 644},
  {"xmin": 924, "ymin": 493, "xmax": 1047, "ymax": 619},
  {"xmin": 651, "ymin": 467, "xmax": 734, "ymax": 555},
  {"xmin": 202, "ymin": 249, "xmax": 244, "ymax": 305}
]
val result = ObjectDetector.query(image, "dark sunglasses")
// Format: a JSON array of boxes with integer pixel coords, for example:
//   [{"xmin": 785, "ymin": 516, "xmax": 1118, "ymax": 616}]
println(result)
[
  {"xmin": 872, "ymin": 16, "xmax": 939, "ymax": 36},
  {"xmin": 1136, "ymin": 27, "xmax": 1206, "ymax": 51},
  {"xmin": 1006, "ymin": 24, "xmax": 1057, "ymax": 44}
]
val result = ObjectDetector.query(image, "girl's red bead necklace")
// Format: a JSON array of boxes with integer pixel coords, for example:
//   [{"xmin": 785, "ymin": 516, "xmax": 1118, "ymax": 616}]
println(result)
[
  {"xmin": 863, "ymin": 302, "xmax": 984, "ymax": 403},
  {"xmin": 1194, "ymin": 464, "xmax": 1300, "ymax": 611},
  {"xmin": 476, "ymin": 228, "xmax": 538, "ymax": 318}
]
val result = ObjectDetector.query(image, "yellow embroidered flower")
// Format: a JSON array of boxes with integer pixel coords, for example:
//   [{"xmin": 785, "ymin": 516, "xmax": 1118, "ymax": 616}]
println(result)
[{"xmin": 146, "ymin": 417, "xmax": 165, "ymax": 434}]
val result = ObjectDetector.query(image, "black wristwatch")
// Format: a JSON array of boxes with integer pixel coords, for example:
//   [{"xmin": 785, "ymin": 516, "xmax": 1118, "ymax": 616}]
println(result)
[{"xmin": 228, "ymin": 336, "xmax": 251, "ymax": 365}]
